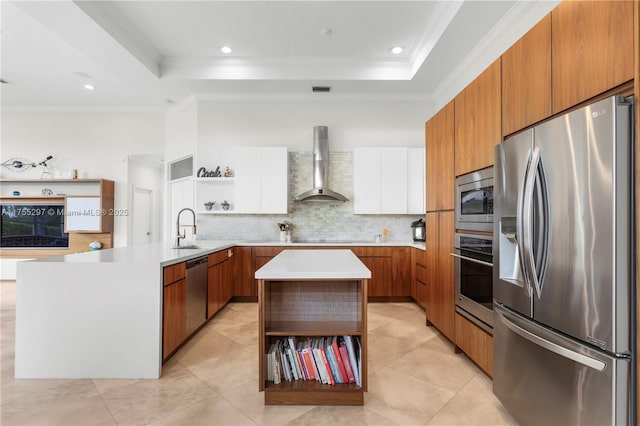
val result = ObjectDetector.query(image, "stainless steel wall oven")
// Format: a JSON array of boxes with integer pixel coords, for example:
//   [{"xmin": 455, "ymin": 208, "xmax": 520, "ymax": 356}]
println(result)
[{"xmin": 452, "ymin": 232, "xmax": 493, "ymax": 332}]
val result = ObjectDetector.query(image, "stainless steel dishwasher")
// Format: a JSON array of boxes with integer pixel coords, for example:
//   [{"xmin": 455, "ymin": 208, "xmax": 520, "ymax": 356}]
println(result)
[{"xmin": 185, "ymin": 256, "xmax": 208, "ymax": 336}]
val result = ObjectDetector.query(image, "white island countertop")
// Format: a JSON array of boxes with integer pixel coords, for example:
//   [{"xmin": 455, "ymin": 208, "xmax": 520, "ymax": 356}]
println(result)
[{"xmin": 255, "ymin": 249, "xmax": 371, "ymax": 280}]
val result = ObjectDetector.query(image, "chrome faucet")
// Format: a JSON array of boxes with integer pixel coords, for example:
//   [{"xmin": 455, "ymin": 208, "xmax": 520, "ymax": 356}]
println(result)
[{"xmin": 176, "ymin": 208, "xmax": 197, "ymax": 247}]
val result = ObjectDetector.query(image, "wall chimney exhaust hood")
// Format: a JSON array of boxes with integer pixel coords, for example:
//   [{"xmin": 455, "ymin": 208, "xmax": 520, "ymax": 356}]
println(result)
[{"xmin": 294, "ymin": 126, "xmax": 348, "ymax": 202}]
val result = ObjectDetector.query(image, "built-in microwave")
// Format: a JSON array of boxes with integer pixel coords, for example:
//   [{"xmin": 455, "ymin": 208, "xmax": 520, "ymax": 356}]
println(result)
[{"xmin": 455, "ymin": 167, "xmax": 493, "ymax": 232}]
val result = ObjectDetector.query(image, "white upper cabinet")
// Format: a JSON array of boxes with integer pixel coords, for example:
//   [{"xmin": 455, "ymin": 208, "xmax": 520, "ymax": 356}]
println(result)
[
  {"xmin": 407, "ymin": 148, "xmax": 426, "ymax": 214},
  {"xmin": 353, "ymin": 147, "xmax": 424, "ymax": 214},
  {"xmin": 234, "ymin": 147, "xmax": 288, "ymax": 214}
]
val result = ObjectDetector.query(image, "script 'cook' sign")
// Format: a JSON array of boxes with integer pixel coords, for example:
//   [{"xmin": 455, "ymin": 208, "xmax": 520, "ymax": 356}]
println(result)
[{"xmin": 197, "ymin": 166, "xmax": 221, "ymax": 178}]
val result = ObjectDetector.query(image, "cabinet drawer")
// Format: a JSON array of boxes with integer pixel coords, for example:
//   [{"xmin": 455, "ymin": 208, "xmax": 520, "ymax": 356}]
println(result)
[
  {"xmin": 163, "ymin": 262, "xmax": 186, "ymax": 286},
  {"xmin": 208, "ymin": 249, "xmax": 229, "ymax": 267},
  {"xmin": 415, "ymin": 263, "xmax": 426, "ymax": 284}
]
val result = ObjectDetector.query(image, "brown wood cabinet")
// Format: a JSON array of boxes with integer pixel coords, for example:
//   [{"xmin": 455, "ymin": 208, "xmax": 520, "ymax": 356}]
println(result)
[
  {"xmin": 454, "ymin": 58, "xmax": 501, "ymax": 177},
  {"xmin": 0, "ymin": 179, "xmax": 115, "ymax": 259},
  {"xmin": 425, "ymin": 100, "xmax": 455, "ymax": 211},
  {"xmin": 425, "ymin": 211, "xmax": 455, "ymax": 342},
  {"xmin": 232, "ymin": 246, "xmax": 253, "ymax": 297},
  {"xmin": 454, "ymin": 313, "xmax": 493, "ymax": 377},
  {"xmin": 208, "ymin": 249, "xmax": 231, "ymax": 318},
  {"xmin": 258, "ymin": 269, "xmax": 368, "ymax": 405},
  {"xmin": 551, "ymin": 0, "xmax": 634, "ymax": 114},
  {"xmin": 502, "ymin": 14, "xmax": 552, "ymax": 136},
  {"xmin": 251, "ymin": 246, "xmax": 411, "ymax": 299},
  {"xmin": 162, "ymin": 262, "xmax": 187, "ymax": 362},
  {"xmin": 351, "ymin": 246, "xmax": 410, "ymax": 298},
  {"xmin": 412, "ymin": 248, "xmax": 427, "ymax": 310}
]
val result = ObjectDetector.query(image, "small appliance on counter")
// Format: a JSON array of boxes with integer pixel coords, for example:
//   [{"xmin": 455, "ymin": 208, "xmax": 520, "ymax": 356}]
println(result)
[{"xmin": 411, "ymin": 218, "xmax": 425, "ymax": 242}]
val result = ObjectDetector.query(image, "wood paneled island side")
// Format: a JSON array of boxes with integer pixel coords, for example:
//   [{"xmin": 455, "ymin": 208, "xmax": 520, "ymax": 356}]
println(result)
[{"xmin": 255, "ymin": 249, "xmax": 371, "ymax": 405}]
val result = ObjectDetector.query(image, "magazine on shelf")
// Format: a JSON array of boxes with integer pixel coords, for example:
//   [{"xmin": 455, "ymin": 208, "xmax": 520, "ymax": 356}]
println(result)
[
  {"xmin": 338, "ymin": 339, "xmax": 356, "ymax": 383},
  {"xmin": 343, "ymin": 335, "xmax": 361, "ymax": 387},
  {"xmin": 330, "ymin": 336, "xmax": 349, "ymax": 383}
]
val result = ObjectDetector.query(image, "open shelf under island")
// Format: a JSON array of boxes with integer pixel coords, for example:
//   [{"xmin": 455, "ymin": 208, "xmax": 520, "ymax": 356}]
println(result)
[{"xmin": 255, "ymin": 249, "xmax": 371, "ymax": 406}]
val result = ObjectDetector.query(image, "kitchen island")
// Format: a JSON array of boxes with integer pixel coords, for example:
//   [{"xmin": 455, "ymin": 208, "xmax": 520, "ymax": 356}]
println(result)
[
  {"xmin": 256, "ymin": 249, "xmax": 371, "ymax": 405},
  {"xmin": 14, "ymin": 241, "xmax": 235, "ymax": 379}
]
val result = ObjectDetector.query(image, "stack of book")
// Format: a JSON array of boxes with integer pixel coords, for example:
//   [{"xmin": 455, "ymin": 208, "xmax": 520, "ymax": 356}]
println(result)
[{"xmin": 266, "ymin": 335, "xmax": 362, "ymax": 387}]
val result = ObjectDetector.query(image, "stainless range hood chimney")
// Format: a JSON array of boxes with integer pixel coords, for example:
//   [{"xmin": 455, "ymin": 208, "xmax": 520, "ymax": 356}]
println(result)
[{"xmin": 294, "ymin": 126, "xmax": 348, "ymax": 202}]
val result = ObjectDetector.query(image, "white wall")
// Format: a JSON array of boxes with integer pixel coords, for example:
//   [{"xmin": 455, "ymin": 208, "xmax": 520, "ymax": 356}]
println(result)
[
  {"xmin": 195, "ymin": 97, "xmax": 433, "ymax": 163},
  {"xmin": 1, "ymin": 110, "xmax": 165, "ymax": 248}
]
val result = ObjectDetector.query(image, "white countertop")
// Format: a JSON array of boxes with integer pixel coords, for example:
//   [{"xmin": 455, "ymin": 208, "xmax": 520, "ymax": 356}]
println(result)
[
  {"xmin": 255, "ymin": 249, "xmax": 371, "ymax": 280},
  {"xmin": 24, "ymin": 239, "xmax": 425, "ymax": 268}
]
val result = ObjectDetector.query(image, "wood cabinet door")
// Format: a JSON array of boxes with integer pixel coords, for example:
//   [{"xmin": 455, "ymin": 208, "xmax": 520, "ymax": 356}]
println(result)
[
  {"xmin": 454, "ymin": 59, "xmax": 501, "ymax": 177},
  {"xmin": 359, "ymin": 256, "xmax": 393, "ymax": 297},
  {"xmin": 232, "ymin": 246, "xmax": 254, "ymax": 297},
  {"xmin": 425, "ymin": 211, "xmax": 455, "ymax": 341},
  {"xmin": 454, "ymin": 313, "xmax": 493, "ymax": 377},
  {"xmin": 207, "ymin": 264, "xmax": 220, "ymax": 318},
  {"xmin": 426, "ymin": 101, "xmax": 455, "ymax": 211},
  {"xmin": 551, "ymin": 0, "xmax": 634, "ymax": 114},
  {"xmin": 502, "ymin": 14, "xmax": 552, "ymax": 136},
  {"xmin": 163, "ymin": 279, "xmax": 186, "ymax": 361},
  {"xmin": 392, "ymin": 247, "xmax": 411, "ymax": 297},
  {"xmin": 437, "ymin": 211, "xmax": 455, "ymax": 341},
  {"xmin": 425, "ymin": 212, "xmax": 439, "ymax": 323},
  {"xmin": 219, "ymin": 259, "xmax": 232, "ymax": 306}
]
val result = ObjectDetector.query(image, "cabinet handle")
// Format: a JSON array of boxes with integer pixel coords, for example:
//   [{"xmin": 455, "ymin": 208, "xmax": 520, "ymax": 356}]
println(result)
[{"xmin": 449, "ymin": 253, "xmax": 493, "ymax": 267}]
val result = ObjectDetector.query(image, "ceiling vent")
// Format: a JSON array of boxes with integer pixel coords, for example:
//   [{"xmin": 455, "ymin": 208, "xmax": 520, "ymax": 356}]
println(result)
[{"xmin": 312, "ymin": 86, "xmax": 331, "ymax": 93}]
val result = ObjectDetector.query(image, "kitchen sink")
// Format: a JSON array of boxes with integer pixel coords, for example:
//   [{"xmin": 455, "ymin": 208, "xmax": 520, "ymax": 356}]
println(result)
[{"xmin": 171, "ymin": 245, "xmax": 201, "ymax": 249}]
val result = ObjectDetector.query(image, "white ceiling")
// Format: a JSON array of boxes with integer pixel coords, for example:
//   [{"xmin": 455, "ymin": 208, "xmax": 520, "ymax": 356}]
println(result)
[{"xmin": 0, "ymin": 1, "xmax": 559, "ymax": 111}]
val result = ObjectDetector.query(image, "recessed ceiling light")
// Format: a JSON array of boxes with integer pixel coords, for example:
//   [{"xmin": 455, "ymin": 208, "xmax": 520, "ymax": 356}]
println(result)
[
  {"xmin": 220, "ymin": 46, "xmax": 233, "ymax": 54},
  {"xmin": 84, "ymin": 84, "xmax": 95, "ymax": 90},
  {"xmin": 390, "ymin": 46, "xmax": 404, "ymax": 55},
  {"xmin": 320, "ymin": 28, "xmax": 332, "ymax": 37}
]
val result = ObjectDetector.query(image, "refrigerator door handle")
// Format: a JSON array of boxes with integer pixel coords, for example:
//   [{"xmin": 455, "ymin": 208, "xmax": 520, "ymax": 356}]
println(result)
[
  {"xmin": 495, "ymin": 308, "xmax": 606, "ymax": 371},
  {"xmin": 517, "ymin": 149, "xmax": 533, "ymax": 297},
  {"xmin": 522, "ymin": 146, "xmax": 543, "ymax": 299}
]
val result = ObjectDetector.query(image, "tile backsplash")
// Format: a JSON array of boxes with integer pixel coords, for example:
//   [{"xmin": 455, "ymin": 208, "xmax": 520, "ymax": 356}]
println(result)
[{"xmin": 196, "ymin": 151, "xmax": 423, "ymax": 242}]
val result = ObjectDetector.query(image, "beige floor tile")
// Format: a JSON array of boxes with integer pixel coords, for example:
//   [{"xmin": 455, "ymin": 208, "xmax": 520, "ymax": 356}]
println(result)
[
  {"xmin": 1, "ymin": 377, "xmax": 100, "ymax": 419},
  {"xmin": 99, "ymin": 366, "xmax": 216, "ymax": 425},
  {"xmin": 369, "ymin": 318, "xmax": 438, "ymax": 347},
  {"xmin": 366, "ymin": 366, "xmax": 455, "ymax": 424},
  {"xmin": 220, "ymin": 378, "xmax": 314, "ymax": 425},
  {"xmin": 367, "ymin": 334, "xmax": 423, "ymax": 367},
  {"xmin": 1, "ymin": 394, "xmax": 116, "ymax": 426},
  {"xmin": 147, "ymin": 394, "xmax": 256, "ymax": 426},
  {"xmin": 1, "ymin": 280, "xmax": 16, "ymax": 309},
  {"xmin": 421, "ymin": 333, "xmax": 457, "ymax": 355},
  {"xmin": 392, "ymin": 343, "xmax": 479, "ymax": 393},
  {"xmin": 368, "ymin": 303, "xmax": 426, "ymax": 325},
  {"xmin": 286, "ymin": 405, "xmax": 398, "ymax": 426},
  {"xmin": 173, "ymin": 330, "xmax": 245, "ymax": 367},
  {"xmin": 366, "ymin": 312, "xmax": 397, "ymax": 332},
  {"xmin": 425, "ymin": 388, "xmax": 517, "ymax": 426},
  {"xmin": 187, "ymin": 345, "xmax": 259, "ymax": 393},
  {"xmin": 216, "ymin": 320, "xmax": 259, "ymax": 347}
]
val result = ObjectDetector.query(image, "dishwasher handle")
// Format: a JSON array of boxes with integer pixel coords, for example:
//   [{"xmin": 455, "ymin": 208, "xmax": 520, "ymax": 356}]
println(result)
[{"xmin": 186, "ymin": 256, "xmax": 208, "ymax": 268}]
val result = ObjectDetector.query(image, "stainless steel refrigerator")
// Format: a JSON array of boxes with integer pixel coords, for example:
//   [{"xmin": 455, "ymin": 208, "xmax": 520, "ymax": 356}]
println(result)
[{"xmin": 493, "ymin": 95, "xmax": 635, "ymax": 425}]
